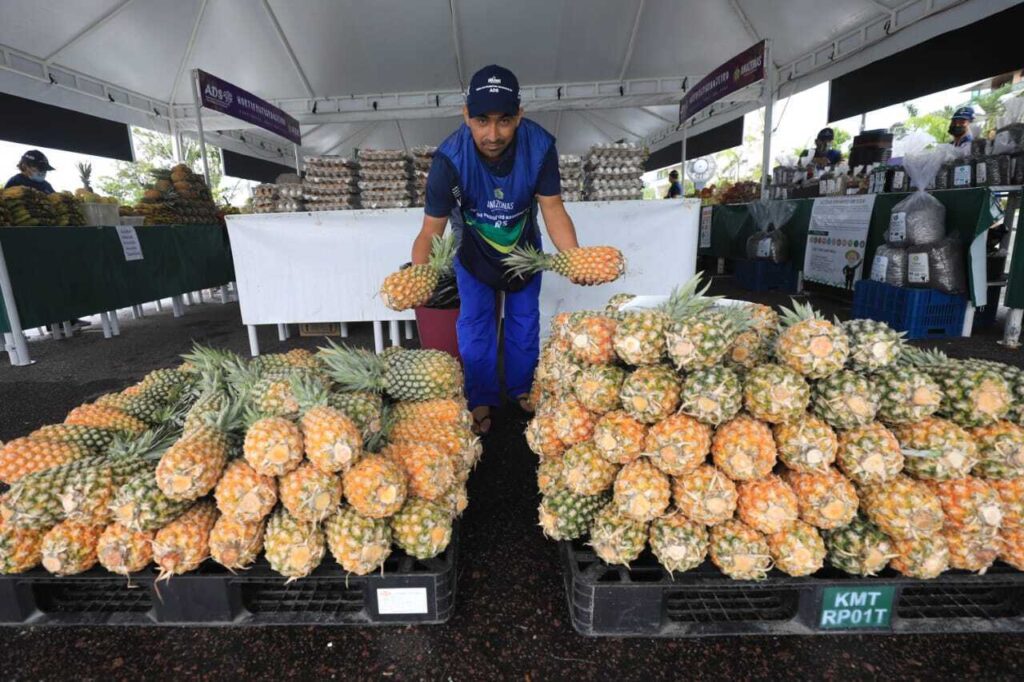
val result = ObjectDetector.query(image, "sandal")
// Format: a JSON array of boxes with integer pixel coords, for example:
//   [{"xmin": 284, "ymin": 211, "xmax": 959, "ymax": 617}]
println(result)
[{"xmin": 472, "ymin": 407, "xmax": 493, "ymax": 436}]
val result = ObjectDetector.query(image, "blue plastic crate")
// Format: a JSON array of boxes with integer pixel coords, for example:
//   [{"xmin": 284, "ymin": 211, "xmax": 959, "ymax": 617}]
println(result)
[
  {"xmin": 852, "ymin": 280, "xmax": 967, "ymax": 340},
  {"xmin": 734, "ymin": 259, "xmax": 798, "ymax": 293}
]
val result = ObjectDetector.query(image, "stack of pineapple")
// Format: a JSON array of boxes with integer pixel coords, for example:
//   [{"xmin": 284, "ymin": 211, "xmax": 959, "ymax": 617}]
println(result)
[
  {"xmin": 529, "ymin": 276, "xmax": 1024, "ymax": 580},
  {"xmin": 0, "ymin": 341, "xmax": 475, "ymax": 580}
]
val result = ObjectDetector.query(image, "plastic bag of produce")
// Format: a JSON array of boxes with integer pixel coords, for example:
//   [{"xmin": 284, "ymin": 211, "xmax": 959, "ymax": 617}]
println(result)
[
  {"xmin": 888, "ymin": 147, "xmax": 954, "ymax": 247},
  {"xmin": 745, "ymin": 200, "xmax": 796, "ymax": 263},
  {"xmin": 870, "ymin": 244, "xmax": 907, "ymax": 287},
  {"xmin": 907, "ymin": 237, "xmax": 966, "ymax": 294},
  {"xmin": 993, "ymin": 123, "xmax": 1024, "ymax": 156}
]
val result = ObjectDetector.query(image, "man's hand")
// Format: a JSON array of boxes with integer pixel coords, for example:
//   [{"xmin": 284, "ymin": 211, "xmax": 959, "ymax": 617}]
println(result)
[
  {"xmin": 537, "ymin": 194, "xmax": 579, "ymax": 252},
  {"xmin": 412, "ymin": 215, "xmax": 449, "ymax": 264}
]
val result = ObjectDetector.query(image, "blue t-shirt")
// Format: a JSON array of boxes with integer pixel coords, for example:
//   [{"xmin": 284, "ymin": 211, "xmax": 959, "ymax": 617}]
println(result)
[{"xmin": 5, "ymin": 173, "xmax": 55, "ymax": 194}]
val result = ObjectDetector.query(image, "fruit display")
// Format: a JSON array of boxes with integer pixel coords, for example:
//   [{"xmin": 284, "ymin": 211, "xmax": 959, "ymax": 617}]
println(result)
[
  {"xmin": 529, "ymin": 278, "xmax": 1024, "ymax": 581},
  {"xmin": 379, "ymin": 233, "xmax": 456, "ymax": 311},
  {"xmin": 504, "ymin": 244, "xmax": 625, "ymax": 286},
  {"xmin": 584, "ymin": 143, "xmax": 647, "ymax": 201},
  {"xmin": 0, "ymin": 342, "xmax": 473, "ymax": 578},
  {"xmin": 133, "ymin": 164, "xmax": 219, "ymax": 226},
  {"xmin": 2, "ymin": 186, "xmax": 58, "ymax": 226}
]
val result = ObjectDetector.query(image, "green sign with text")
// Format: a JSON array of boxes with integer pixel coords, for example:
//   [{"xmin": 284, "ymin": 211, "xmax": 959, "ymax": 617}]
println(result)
[{"xmin": 819, "ymin": 586, "xmax": 895, "ymax": 629}]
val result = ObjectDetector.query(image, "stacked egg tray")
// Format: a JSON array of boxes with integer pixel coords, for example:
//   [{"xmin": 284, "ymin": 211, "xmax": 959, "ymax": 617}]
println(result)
[
  {"xmin": 584, "ymin": 143, "xmax": 647, "ymax": 202},
  {"xmin": 303, "ymin": 157, "xmax": 361, "ymax": 211}
]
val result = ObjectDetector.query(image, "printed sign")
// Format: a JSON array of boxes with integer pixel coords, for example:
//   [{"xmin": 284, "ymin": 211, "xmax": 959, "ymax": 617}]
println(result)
[
  {"xmin": 888, "ymin": 212, "xmax": 907, "ymax": 242},
  {"xmin": 802, "ymin": 195, "xmax": 877, "ymax": 289},
  {"xmin": 953, "ymin": 164, "xmax": 972, "ymax": 188},
  {"xmin": 115, "ymin": 225, "xmax": 144, "ymax": 261},
  {"xmin": 699, "ymin": 206, "xmax": 713, "ymax": 249},
  {"xmin": 376, "ymin": 587, "xmax": 428, "ymax": 615},
  {"xmin": 819, "ymin": 586, "xmax": 895, "ymax": 629},
  {"xmin": 870, "ymin": 254, "xmax": 889, "ymax": 282},
  {"xmin": 197, "ymin": 69, "xmax": 301, "ymax": 144},
  {"xmin": 679, "ymin": 41, "xmax": 766, "ymax": 123},
  {"xmin": 908, "ymin": 252, "xmax": 930, "ymax": 284}
]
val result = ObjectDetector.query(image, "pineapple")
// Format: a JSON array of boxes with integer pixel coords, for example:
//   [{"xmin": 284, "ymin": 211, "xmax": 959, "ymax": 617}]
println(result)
[
  {"xmin": 649, "ymin": 512, "xmax": 708, "ymax": 573},
  {"xmin": 964, "ymin": 359, "xmax": 1024, "ymax": 424},
  {"xmin": 1, "ymin": 454, "xmax": 111, "ymax": 529},
  {"xmin": 677, "ymin": 366, "xmax": 743, "ymax": 426},
  {"xmin": 243, "ymin": 415, "xmax": 304, "ymax": 477},
  {"xmin": 152, "ymin": 501, "xmax": 218, "ymax": 579},
  {"xmin": 891, "ymin": 535, "xmax": 949, "ymax": 579},
  {"xmin": 568, "ymin": 314, "xmax": 618, "ymax": 366},
  {"xmin": 873, "ymin": 365, "xmax": 942, "ymax": 424},
  {"xmin": 279, "ymin": 462, "xmax": 343, "ymax": 522},
  {"xmin": 767, "ymin": 520, "xmax": 826, "ymax": 577},
  {"xmin": 727, "ymin": 303, "xmax": 779, "ymax": 370},
  {"xmin": 384, "ymin": 441, "xmax": 456, "ymax": 502},
  {"xmin": 775, "ymin": 301, "xmax": 849, "ymax": 379},
  {"xmin": 552, "ymin": 396, "xmax": 596, "ymax": 446},
  {"xmin": 537, "ymin": 457, "xmax": 566, "ymax": 496},
  {"xmin": 97, "ymin": 388, "xmax": 173, "ymax": 426},
  {"xmin": 58, "ymin": 437, "xmax": 162, "ymax": 526},
  {"xmin": 328, "ymin": 391, "xmax": 385, "ymax": 439},
  {"xmin": 342, "ymin": 454, "xmax": 408, "ymax": 518},
  {"xmin": 892, "ymin": 417, "xmax": 978, "ymax": 481},
  {"xmin": 380, "ymin": 232, "xmax": 456, "ymax": 310},
  {"xmin": 526, "ymin": 414, "xmax": 565, "ymax": 459},
  {"xmin": 943, "ymin": 525, "xmax": 1000, "ymax": 573},
  {"xmin": 538, "ymin": 489, "xmax": 609, "ymax": 540},
  {"xmin": 606, "ymin": 292, "xmax": 637, "ymax": 311},
  {"xmin": 0, "ymin": 522, "xmax": 45, "ymax": 574},
  {"xmin": 736, "ymin": 475, "xmax": 799, "ymax": 534},
  {"xmin": 836, "ymin": 422, "xmax": 904, "ymax": 487},
  {"xmin": 619, "ymin": 365, "xmax": 681, "ymax": 424},
  {"xmin": 388, "ymin": 420, "xmax": 480, "ymax": 476},
  {"xmin": 319, "ymin": 342, "xmax": 462, "ymax": 402},
  {"xmin": 574, "ymin": 364, "xmax": 626, "ymax": 414},
  {"xmin": 671, "ymin": 465, "xmax": 738, "ymax": 526},
  {"xmin": 0, "ymin": 437, "xmax": 93, "ymax": 484},
  {"xmin": 824, "ymin": 517, "xmax": 895, "ymax": 576},
  {"xmin": 773, "ymin": 416, "xmax": 837, "ymax": 473},
  {"xmin": 811, "ymin": 370, "xmax": 879, "ymax": 430},
  {"xmin": 109, "ymin": 469, "xmax": 192, "ymax": 532},
  {"xmin": 660, "ymin": 275, "xmax": 744, "ymax": 371},
  {"xmin": 40, "ymin": 521, "xmax": 103, "ymax": 575},
  {"xmin": 214, "ymin": 459, "xmax": 278, "ymax": 523},
  {"xmin": 842, "ymin": 319, "xmax": 904, "ymax": 373},
  {"xmin": 613, "ymin": 458, "xmax": 671, "ymax": 522},
  {"xmin": 971, "ymin": 421, "xmax": 1024, "ymax": 479},
  {"xmin": 990, "ymin": 478, "xmax": 1024, "ymax": 528},
  {"xmin": 96, "ymin": 523, "xmax": 153, "ymax": 575},
  {"xmin": 389, "ymin": 398, "xmax": 471, "ymax": 431},
  {"xmin": 503, "ymin": 243, "xmax": 625, "ymax": 285},
  {"xmin": 157, "ymin": 404, "xmax": 240, "ymax": 500},
  {"xmin": 592, "ymin": 410, "xmax": 648, "ymax": 465},
  {"xmin": 390, "ymin": 499, "xmax": 452, "ymax": 559},
  {"xmin": 782, "ymin": 468, "xmax": 858, "ymax": 530},
  {"xmin": 905, "ymin": 348, "xmax": 1011, "ymax": 428},
  {"xmin": 644, "ymin": 413, "xmax": 710, "ymax": 477},
  {"xmin": 138, "ymin": 367, "xmax": 197, "ymax": 402},
  {"xmin": 742, "ymin": 363, "xmax": 810, "ymax": 424},
  {"xmin": 588, "ymin": 503, "xmax": 648, "ymax": 566},
  {"xmin": 927, "ymin": 477, "xmax": 1004, "ymax": 534},
  {"xmin": 860, "ymin": 475, "xmax": 945, "ymax": 540},
  {"xmin": 711, "ymin": 415, "xmax": 777, "ymax": 482},
  {"xmin": 709, "ymin": 519, "xmax": 772, "ymax": 580},
  {"xmin": 209, "ymin": 515, "xmax": 265, "ymax": 570},
  {"xmin": 325, "ymin": 505, "xmax": 392, "ymax": 575},
  {"xmin": 613, "ymin": 310, "xmax": 669, "ymax": 366},
  {"xmin": 264, "ymin": 507, "xmax": 325, "ymax": 580},
  {"xmin": 535, "ymin": 344, "xmax": 583, "ymax": 397},
  {"xmin": 563, "ymin": 441, "xmax": 620, "ymax": 495},
  {"xmin": 440, "ymin": 482, "xmax": 469, "ymax": 518},
  {"xmin": 28, "ymin": 423, "xmax": 118, "ymax": 453},
  {"xmin": 999, "ymin": 526, "xmax": 1024, "ymax": 570},
  {"xmin": 64, "ymin": 404, "xmax": 148, "ymax": 435},
  {"xmin": 295, "ymin": 377, "xmax": 363, "ymax": 475}
]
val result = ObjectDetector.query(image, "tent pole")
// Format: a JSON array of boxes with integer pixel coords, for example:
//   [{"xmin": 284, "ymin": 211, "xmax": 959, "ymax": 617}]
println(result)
[
  {"xmin": 190, "ymin": 69, "xmax": 212, "ymax": 186},
  {"xmin": 0, "ymin": 240, "xmax": 31, "ymax": 366},
  {"xmin": 680, "ymin": 124, "xmax": 687, "ymax": 198},
  {"xmin": 760, "ymin": 40, "xmax": 774, "ymax": 199},
  {"xmin": 293, "ymin": 144, "xmax": 302, "ymax": 175}
]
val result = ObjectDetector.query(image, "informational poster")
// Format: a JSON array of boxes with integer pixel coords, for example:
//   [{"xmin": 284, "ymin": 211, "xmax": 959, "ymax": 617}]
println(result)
[
  {"xmin": 699, "ymin": 206, "xmax": 713, "ymax": 249},
  {"xmin": 802, "ymin": 195, "xmax": 877, "ymax": 289},
  {"xmin": 115, "ymin": 225, "xmax": 144, "ymax": 261}
]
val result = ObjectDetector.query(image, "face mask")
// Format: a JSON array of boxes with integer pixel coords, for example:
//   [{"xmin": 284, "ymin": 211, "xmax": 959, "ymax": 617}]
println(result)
[
  {"xmin": 29, "ymin": 173, "xmax": 46, "ymax": 182},
  {"xmin": 949, "ymin": 123, "xmax": 966, "ymax": 137}
]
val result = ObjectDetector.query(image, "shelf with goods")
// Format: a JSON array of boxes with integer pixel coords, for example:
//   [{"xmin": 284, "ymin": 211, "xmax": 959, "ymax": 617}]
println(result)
[
  {"xmin": 0, "ymin": 343, "xmax": 475, "ymax": 626},
  {"xmin": 527, "ymin": 283, "xmax": 1024, "ymax": 637}
]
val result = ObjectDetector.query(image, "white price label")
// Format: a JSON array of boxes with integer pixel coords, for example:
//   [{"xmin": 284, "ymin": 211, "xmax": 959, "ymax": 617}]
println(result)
[
  {"xmin": 376, "ymin": 587, "xmax": 428, "ymax": 615},
  {"xmin": 699, "ymin": 207, "xmax": 712, "ymax": 249},
  {"xmin": 893, "ymin": 171, "xmax": 906, "ymax": 190},
  {"xmin": 953, "ymin": 164, "xmax": 972, "ymax": 187},
  {"xmin": 908, "ymin": 252, "xmax": 930, "ymax": 283},
  {"xmin": 756, "ymin": 239, "xmax": 771, "ymax": 258},
  {"xmin": 115, "ymin": 225, "xmax": 144, "ymax": 261},
  {"xmin": 975, "ymin": 161, "xmax": 987, "ymax": 185},
  {"xmin": 888, "ymin": 212, "xmax": 907, "ymax": 242},
  {"xmin": 871, "ymin": 255, "xmax": 889, "ymax": 282}
]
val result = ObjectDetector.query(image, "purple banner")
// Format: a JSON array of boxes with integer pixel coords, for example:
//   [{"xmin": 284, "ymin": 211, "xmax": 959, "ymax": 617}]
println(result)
[
  {"xmin": 679, "ymin": 41, "xmax": 766, "ymax": 123},
  {"xmin": 196, "ymin": 69, "xmax": 301, "ymax": 145}
]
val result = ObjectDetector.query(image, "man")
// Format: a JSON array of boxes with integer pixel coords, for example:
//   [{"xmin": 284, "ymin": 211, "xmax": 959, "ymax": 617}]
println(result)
[
  {"xmin": 5, "ymin": 149, "xmax": 56, "ymax": 194},
  {"xmin": 413, "ymin": 65, "xmax": 581, "ymax": 435},
  {"xmin": 949, "ymin": 106, "xmax": 975, "ymax": 149},
  {"xmin": 665, "ymin": 170, "xmax": 683, "ymax": 199}
]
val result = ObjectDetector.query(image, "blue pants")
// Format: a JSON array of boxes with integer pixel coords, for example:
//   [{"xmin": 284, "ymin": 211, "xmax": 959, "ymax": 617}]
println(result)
[{"xmin": 454, "ymin": 259, "xmax": 541, "ymax": 409}]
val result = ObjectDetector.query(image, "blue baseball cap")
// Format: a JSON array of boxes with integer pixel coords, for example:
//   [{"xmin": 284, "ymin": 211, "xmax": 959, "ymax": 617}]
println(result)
[
  {"xmin": 953, "ymin": 106, "xmax": 975, "ymax": 122},
  {"xmin": 466, "ymin": 65, "xmax": 520, "ymax": 117}
]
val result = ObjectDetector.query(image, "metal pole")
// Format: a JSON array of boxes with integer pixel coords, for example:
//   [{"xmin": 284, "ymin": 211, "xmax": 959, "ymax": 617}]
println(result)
[
  {"xmin": 404, "ymin": 320, "xmax": 414, "ymax": 340},
  {"xmin": 99, "ymin": 312, "xmax": 112, "ymax": 339},
  {"xmin": 372, "ymin": 321, "xmax": 384, "ymax": 354},
  {"xmin": 0, "ymin": 239, "xmax": 31, "ymax": 365},
  {"xmin": 680, "ymin": 122, "xmax": 687, "ymax": 196},
  {"xmin": 109, "ymin": 311, "xmax": 121, "ymax": 336},
  {"xmin": 247, "ymin": 325, "xmax": 260, "ymax": 357},
  {"xmin": 190, "ymin": 69, "xmax": 212, "ymax": 186},
  {"xmin": 389, "ymin": 320, "xmax": 401, "ymax": 348},
  {"xmin": 278, "ymin": 323, "xmax": 289, "ymax": 341},
  {"xmin": 293, "ymin": 144, "xmax": 302, "ymax": 175},
  {"xmin": 4, "ymin": 332, "xmax": 22, "ymax": 366},
  {"xmin": 1002, "ymin": 308, "xmax": 1022, "ymax": 347},
  {"xmin": 62, "ymin": 321, "xmax": 73, "ymax": 337},
  {"xmin": 340, "ymin": 322, "xmax": 349, "ymax": 338},
  {"xmin": 50, "ymin": 323, "xmax": 63, "ymax": 340},
  {"xmin": 760, "ymin": 40, "xmax": 774, "ymax": 198}
]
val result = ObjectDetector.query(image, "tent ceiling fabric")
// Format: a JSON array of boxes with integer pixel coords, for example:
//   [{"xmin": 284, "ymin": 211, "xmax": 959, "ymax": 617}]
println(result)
[{"xmin": 0, "ymin": 0, "xmax": 1003, "ymax": 156}]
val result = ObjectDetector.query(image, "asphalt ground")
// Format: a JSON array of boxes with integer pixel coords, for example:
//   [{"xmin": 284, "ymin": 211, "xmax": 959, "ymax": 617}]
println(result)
[{"xmin": 1, "ymin": 277, "xmax": 1023, "ymax": 681}]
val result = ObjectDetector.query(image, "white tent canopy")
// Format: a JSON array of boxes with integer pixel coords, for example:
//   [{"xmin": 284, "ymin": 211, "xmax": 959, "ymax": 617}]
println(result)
[{"xmin": 0, "ymin": 0, "xmax": 1016, "ymax": 162}]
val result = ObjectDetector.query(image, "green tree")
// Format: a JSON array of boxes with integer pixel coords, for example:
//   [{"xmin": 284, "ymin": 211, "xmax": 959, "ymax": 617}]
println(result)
[
  {"xmin": 896, "ymin": 112, "xmax": 950, "ymax": 144},
  {"xmin": 972, "ymin": 84, "xmax": 1013, "ymax": 132},
  {"xmin": 97, "ymin": 127, "xmax": 227, "ymax": 205},
  {"xmin": 832, "ymin": 128, "xmax": 852, "ymax": 156}
]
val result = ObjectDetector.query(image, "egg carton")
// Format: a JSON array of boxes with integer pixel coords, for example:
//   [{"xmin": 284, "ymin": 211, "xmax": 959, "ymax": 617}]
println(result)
[
  {"xmin": 587, "ymin": 178, "xmax": 644, "ymax": 191},
  {"xmin": 357, "ymin": 149, "xmax": 409, "ymax": 162},
  {"xmin": 276, "ymin": 184, "xmax": 304, "ymax": 199},
  {"xmin": 585, "ymin": 188, "xmax": 643, "ymax": 201},
  {"xmin": 274, "ymin": 199, "xmax": 306, "ymax": 212},
  {"xmin": 305, "ymin": 156, "xmax": 358, "ymax": 169}
]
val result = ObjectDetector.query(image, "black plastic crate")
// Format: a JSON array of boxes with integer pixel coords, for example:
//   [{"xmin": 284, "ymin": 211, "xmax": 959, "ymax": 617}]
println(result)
[
  {"xmin": 0, "ymin": 525, "xmax": 457, "ymax": 626},
  {"xmin": 562, "ymin": 539, "xmax": 1024, "ymax": 637}
]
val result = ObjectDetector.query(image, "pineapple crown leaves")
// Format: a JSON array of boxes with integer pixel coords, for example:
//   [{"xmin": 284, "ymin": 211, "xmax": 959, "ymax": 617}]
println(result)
[
  {"xmin": 107, "ymin": 427, "xmax": 180, "ymax": 462},
  {"xmin": 711, "ymin": 303, "xmax": 754, "ymax": 334},
  {"xmin": 363, "ymin": 404, "xmax": 392, "ymax": 454},
  {"xmin": 502, "ymin": 243, "xmax": 551, "ymax": 279},
  {"xmin": 659, "ymin": 272, "xmax": 719, "ymax": 320},
  {"xmin": 428, "ymin": 232, "xmax": 457, "ymax": 274},
  {"xmin": 900, "ymin": 346, "xmax": 948, "ymax": 368},
  {"xmin": 778, "ymin": 299, "xmax": 827, "ymax": 327},
  {"xmin": 290, "ymin": 372, "xmax": 332, "ymax": 413},
  {"xmin": 196, "ymin": 395, "xmax": 248, "ymax": 437},
  {"xmin": 316, "ymin": 340, "xmax": 386, "ymax": 393}
]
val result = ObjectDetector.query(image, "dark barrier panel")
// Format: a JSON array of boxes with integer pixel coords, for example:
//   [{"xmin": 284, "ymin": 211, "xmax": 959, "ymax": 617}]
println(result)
[
  {"xmin": 645, "ymin": 117, "xmax": 744, "ymax": 172},
  {"xmin": 223, "ymin": 149, "xmax": 296, "ymax": 183},
  {"xmin": 0, "ymin": 93, "xmax": 133, "ymax": 161}
]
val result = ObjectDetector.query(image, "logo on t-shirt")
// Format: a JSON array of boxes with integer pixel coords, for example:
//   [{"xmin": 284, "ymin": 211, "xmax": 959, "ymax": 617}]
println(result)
[{"xmin": 494, "ymin": 188, "xmax": 504, "ymax": 200}]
